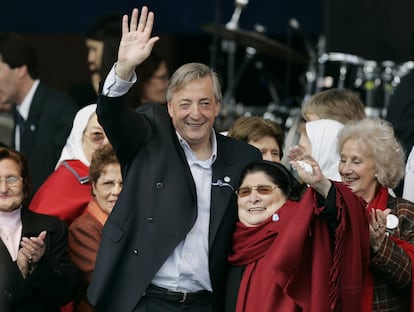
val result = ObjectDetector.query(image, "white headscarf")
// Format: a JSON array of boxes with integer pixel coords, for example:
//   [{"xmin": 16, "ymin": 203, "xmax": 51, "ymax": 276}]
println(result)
[
  {"xmin": 55, "ymin": 104, "xmax": 97, "ymax": 169},
  {"xmin": 306, "ymin": 119, "xmax": 344, "ymax": 181}
]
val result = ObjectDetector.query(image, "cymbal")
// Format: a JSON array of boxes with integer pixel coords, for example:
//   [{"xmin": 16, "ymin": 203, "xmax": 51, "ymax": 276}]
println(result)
[{"xmin": 203, "ymin": 24, "xmax": 308, "ymax": 65}]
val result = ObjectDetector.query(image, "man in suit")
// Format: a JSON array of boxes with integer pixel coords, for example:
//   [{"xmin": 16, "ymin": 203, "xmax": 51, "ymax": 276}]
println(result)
[
  {"xmin": 87, "ymin": 7, "xmax": 262, "ymax": 312},
  {"xmin": 0, "ymin": 32, "xmax": 78, "ymax": 197}
]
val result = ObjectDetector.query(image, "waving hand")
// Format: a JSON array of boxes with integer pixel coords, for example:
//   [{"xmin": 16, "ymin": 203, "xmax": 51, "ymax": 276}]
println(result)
[{"xmin": 116, "ymin": 6, "xmax": 160, "ymax": 80}]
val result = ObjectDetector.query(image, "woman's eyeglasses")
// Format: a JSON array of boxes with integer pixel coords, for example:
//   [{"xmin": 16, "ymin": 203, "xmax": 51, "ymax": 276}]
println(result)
[
  {"xmin": 0, "ymin": 176, "xmax": 23, "ymax": 187},
  {"xmin": 235, "ymin": 185, "xmax": 277, "ymax": 197}
]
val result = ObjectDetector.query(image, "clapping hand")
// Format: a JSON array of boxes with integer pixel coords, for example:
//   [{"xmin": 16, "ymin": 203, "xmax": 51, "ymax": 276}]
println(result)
[
  {"xmin": 17, "ymin": 231, "xmax": 47, "ymax": 278},
  {"xmin": 116, "ymin": 6, "xmax": 160, "ymax": 80},
  {"xmin": 369, "ymin": 208, "xmax": 390, "ymax": 252}
]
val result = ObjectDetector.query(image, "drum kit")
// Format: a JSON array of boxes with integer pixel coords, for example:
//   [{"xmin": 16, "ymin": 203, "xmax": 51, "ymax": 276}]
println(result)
[
  {"xmin": 304, "ymin": 52, "xmax": 414, "ymax": 118},
  {"xmin": 204, "ymin": 1, "xmax": 414, "ymax": 134}
]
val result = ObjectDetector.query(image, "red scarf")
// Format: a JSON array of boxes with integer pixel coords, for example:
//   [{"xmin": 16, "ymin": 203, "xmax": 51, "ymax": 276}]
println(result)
[
  {"xmin": 361, "ymin": 186, "xmax": 414, "ymax": 312},
  {"xmin": 229, "ymin": 183, "xmax": 370, "ymax": 312}
]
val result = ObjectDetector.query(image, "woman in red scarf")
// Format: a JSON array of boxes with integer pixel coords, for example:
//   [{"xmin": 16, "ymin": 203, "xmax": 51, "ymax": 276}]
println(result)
[
  {"xmin": 226, "ymin": 156, "xmax": 370, "ymax": 312},
  {"xmin": 338, "ymin": 118, "xmax": 414, "ymax": 312}
]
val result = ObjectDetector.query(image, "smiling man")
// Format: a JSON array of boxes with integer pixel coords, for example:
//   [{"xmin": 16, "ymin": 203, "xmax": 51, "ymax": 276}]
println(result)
[{"xmin": 87, "ymin": 6, "xmax": 261, "ymax": 312}]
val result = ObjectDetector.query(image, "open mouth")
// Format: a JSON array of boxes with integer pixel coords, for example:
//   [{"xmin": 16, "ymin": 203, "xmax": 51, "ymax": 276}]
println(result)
[
  {"xmin": 343, "ymin": 177, "xmax": 357, "ymax": 184},
  {"xmin": 248, "ymin": 207, "xmax": 265, "ymax": 213}
]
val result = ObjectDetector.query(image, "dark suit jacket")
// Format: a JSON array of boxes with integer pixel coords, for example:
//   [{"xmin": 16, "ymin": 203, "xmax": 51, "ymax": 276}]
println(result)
[
  {"xmin": 12, "ymin": 82, "xmax": 77, "ymax": 196},
  {"xmin": 0, "ymin": 208, "xmax": 77, "ymax": 312},
  {"xmin": 87, "ymin": 95, "xmax": 261, "ymax": 311}
]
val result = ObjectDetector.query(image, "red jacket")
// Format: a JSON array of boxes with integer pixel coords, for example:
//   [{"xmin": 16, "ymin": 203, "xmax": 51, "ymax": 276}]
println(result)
[{"xmin": 29, "ymin": 159, "xmax": 91, "ymax": 224}]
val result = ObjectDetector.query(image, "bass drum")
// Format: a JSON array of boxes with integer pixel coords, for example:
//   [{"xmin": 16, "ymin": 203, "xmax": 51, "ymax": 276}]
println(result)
[{"xmin": 314, "ymin": 52, "xmax": 366, "ymax": 93}]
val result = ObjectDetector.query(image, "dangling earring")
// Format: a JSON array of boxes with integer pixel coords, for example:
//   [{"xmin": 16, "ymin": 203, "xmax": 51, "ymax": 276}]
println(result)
[{"xmin": 374, "ymin": 173, "xmax": 378, "ymax": 179}]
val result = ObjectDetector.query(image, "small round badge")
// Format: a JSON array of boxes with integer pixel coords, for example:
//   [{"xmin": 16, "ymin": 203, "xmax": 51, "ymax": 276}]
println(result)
[
  {"xmin": 272, "ymin": 213, "xmax": 280, "ymax": 222},
  {"xmin": 224, "ymin": 176, "xmax": 231, "ymax": 183},
  {"xmin": 386, "ymin": 214, "xmax": 399, "ymax": 230}
]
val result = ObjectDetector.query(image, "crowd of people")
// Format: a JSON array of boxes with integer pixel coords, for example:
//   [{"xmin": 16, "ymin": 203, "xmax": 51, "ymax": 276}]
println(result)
[{"xmin": 0, "ymin": 5, "xmax": 414, "ymax": 312}]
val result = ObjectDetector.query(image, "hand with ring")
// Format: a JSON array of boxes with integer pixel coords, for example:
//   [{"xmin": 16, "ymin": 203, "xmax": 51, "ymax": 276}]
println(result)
[
  {"xmin": 369, "ymin": 208, "xmax": 390, "ymax": 252},
  {"xmin": 19, "ymin": 231, "xmax": 47, "ymax": 266}
]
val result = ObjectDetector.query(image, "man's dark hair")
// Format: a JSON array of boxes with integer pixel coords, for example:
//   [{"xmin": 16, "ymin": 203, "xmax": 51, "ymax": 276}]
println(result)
[
  {"xmin": 86, "ymin": 14, "xmax": 122, "ymax": 79},
  {"xmin": 0, "ymin": 32, "xmax": 39, "ymax": 79}
]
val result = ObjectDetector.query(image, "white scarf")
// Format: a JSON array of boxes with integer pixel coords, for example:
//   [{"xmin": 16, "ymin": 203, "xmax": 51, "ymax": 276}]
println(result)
[
  {"xmin": 306, "ymin": 119, "xmax": 344, "ymax": 181},
  {"xmin": 55, "ymin": 104, "xmax": 97, "ymax": 169}
]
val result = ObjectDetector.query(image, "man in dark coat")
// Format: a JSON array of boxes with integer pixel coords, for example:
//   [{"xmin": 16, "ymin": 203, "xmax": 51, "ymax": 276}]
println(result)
[
  {"xmin": 87, "ymin": 6, "xmax": 261, "ymax": 312},
  {"xmin": 0, "ymin": 32, "xmax": 77, "ymax": 197}
]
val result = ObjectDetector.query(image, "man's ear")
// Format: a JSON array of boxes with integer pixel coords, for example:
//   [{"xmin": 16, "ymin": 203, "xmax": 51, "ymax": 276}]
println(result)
[
  {"xmin": 167, "ymin": 101, "xmax": 173, "ymax": 117},
  {"xmin": 15, "ymin": 65, "xmax": 28, "ymax": 78},
  {"xmin": 215, "ymin": 100, "xmax": 221, "ymax": 117}
]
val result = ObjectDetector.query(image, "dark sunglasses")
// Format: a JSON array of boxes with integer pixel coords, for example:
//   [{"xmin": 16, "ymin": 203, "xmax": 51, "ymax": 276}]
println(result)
[{"xmin": 235, "ymin": 185, "xmax": 277, "ymax": 197}]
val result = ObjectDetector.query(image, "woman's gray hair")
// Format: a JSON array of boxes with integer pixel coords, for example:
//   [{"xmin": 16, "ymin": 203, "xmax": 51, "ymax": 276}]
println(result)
[
  {"xmin": 165, "ymin": 62, "xmax": 222, "ymax": 103},
  {"xmin": 337, "ymin": 118, "xmax": 405, "ymax": 189}
]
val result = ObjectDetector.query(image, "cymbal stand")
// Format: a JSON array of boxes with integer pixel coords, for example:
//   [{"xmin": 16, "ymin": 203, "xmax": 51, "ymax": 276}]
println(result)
[
  {"xmin": 222, "ymin": 45, "xmax": 281, "ymax": 108},
  {"xmin": 303, "ymin": 35, "xmax": 324, "ymax": 104},
  {"xmin": 380, "ymin": 60, "xmax": 396, "ymax": 118},
  {"xmin": 222, "ymin": 46, "xmax": 255, "ymax": 107},
  {"xmin": 222, "ymin": 0, "xmax": 249, "ymax": 108}
]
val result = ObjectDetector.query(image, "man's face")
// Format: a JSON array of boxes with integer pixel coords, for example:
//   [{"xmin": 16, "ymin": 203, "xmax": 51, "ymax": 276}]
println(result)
[
  {"xmin": 85, "ymin": 39, "xmax": 104, "ymax": 73},
  {"xmin": 167, "ymin": 77, "xmax": 220, "ymax": 152},
  {"xmin": 0, "ymin": 58, "xmax": 20, "ymax": 106}
]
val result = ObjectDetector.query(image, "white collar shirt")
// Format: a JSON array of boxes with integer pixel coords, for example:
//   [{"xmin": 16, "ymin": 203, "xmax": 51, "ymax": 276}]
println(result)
[
  {"xmin": 0, "ymin": 207, "xmax": 22, "ymax": 261},
  {"xmin": 151, "ymin": 131, "xmax": 217, "ymax": 292},
  {"xmin": 15, "ymin": 80, "xmax": 40, "ymax": 150}
]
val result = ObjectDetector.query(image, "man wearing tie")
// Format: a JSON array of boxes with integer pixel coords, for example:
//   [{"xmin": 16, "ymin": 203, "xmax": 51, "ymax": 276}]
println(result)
[{"xmin": 0, "ymin": 32, "xmax": 77, "ymax": 198}]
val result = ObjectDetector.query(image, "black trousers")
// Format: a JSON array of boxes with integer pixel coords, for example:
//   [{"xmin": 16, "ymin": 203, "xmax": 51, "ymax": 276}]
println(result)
[{"xmin": 133, "ymin": 296, "xmax": 213, "ymax": 312}]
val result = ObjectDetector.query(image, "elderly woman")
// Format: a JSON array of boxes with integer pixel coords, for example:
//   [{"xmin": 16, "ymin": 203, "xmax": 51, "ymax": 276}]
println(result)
[
  {"xmin": 68, "ymin": 145, "xmax": 122, "ymax": 312},
  {"xmin": 337, "ymin": 117, "xmax": 414, "ymax": 311},
  {"xmin": 0, "ymin": 147, "xmax": 77, "ymax": 311},
  {"xmin": 225, "ymin": 157, "xmax": 370, "ymax": 311},
  {"xmin": 30, "ymin": 104, "xmax": 110, "ymax": 224},
  {"xmin": 227, "ymin": 116, "xmax": 285, "ymax": 163}
]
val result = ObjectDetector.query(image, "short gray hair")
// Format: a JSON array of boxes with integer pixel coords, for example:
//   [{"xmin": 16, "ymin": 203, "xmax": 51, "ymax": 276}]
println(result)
[
  {"xmin": 166, "ymin": 62, "xmax": 222, "ymax": 103},
  {"xmin": 337, "ymin": 118, "xmax": 405, "ymax": 189}
]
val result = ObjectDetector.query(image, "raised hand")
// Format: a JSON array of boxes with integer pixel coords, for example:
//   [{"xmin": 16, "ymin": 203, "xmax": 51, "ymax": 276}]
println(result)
[
  {"xmin": 116, "ymin": 6, "xmax": 160, "ymax": 80},
  {"xmin": 288, "ymin": 145, "xmax": 331, "ymax": 198}
]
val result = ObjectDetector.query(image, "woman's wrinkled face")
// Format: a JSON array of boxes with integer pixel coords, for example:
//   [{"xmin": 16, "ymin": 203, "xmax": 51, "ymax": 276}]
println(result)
[
  {"xmin": 237, "ymin": 171, "xmax": 287, "ymax": 227},
  {"xmin": 92, "ymin": 163, "xmax": 122, "ymax": 215},
  {"xmin": 338, "ymin": 139, "xmax": 378, "ymax": 202},
  {"xmin": 82, "ymin": 113, "xmax": 109, "ymax": 163},
  {"xmin": 249, "ymin": 136, "xmax": 281, "ymax": 163},
  {"xmin": 0, "ymin": 159, "xmax": 24, "ymax": 212}
]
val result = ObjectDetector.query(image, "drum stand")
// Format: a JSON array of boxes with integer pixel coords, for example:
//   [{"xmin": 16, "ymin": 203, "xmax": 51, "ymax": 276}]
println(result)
[{"xmin": 222, "ymin": 46, "xmax": 280, "ymax": 108}]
